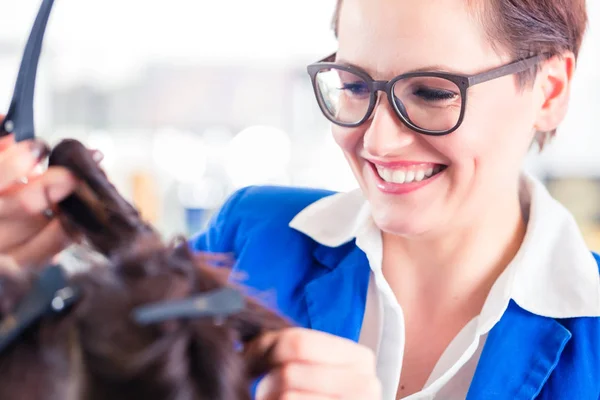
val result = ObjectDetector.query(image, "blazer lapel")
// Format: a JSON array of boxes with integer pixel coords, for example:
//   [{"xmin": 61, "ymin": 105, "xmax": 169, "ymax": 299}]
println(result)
[
  {"xmin": 303, "ymin": 241, "xmax": 371, "ymax": 342},
  {"xmin": 467, "ymin": 301, "xmax": 572, "ymax": 400}
]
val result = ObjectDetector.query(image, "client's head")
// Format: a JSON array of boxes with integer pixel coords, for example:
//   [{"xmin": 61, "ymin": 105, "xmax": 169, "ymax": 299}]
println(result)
[
  {"xmin": 0, "ymin": 138, "xmax": 289, "ymax": 399},
  {"xmin": 0, "ymin": 238, "xmax": 288, "ymax": 400}
]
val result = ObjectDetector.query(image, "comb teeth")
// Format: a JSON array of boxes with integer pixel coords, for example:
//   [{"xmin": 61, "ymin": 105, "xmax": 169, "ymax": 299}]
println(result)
[{"xmin": 132, "ymin": 288, "xmax": 246, "ymax": 326}]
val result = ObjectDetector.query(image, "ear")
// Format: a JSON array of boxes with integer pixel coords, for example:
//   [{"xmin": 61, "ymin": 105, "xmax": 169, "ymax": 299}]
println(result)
[{"xmin": 533, "ymin": 52, "xmax": 576, "ymax": 133}]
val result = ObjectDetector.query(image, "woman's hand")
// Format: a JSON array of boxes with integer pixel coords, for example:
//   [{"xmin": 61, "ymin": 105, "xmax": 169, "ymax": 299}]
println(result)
[
  {"xmin": 0, "ymin": 114, "xmax": 96, "ymax": 268},
  {"xmin": 252, "ymin": 327, "xmax": 382, "ymax": 400},
  {"xmin": 0, "ymin": 133, "xmax": 77, "ymax": 267}
]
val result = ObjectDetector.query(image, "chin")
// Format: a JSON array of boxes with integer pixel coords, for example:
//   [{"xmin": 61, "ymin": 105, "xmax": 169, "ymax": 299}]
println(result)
[
  {"xmin": 353, "ymin": 160, "xmax": 452, "ymax": 238},
  {"xmin": 369, "ymin": 204, "xmax": 437, "ymax": 239}
]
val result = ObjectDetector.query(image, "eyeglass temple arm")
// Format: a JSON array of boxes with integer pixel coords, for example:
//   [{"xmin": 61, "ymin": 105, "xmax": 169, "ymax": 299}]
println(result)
[
  {"xmin": 0, "ymin": 0, "xmax": 56, "ymax": 142},
  {"xmin": 468, "ymin": 54, "xmax": 544, "ymax": 87}
]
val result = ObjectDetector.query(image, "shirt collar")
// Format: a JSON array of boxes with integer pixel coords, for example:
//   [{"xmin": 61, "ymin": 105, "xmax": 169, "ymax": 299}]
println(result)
[
  {"xmin": 289, "ymin": 188, "xmax": 371, "ymax": 248},
  {"xmin": 289, "ymin": 173, "xmax": 600, "ymax": 319},
  {"xmin": 507, "ymin": 174, "xmax": 600, "ymax": 318}
]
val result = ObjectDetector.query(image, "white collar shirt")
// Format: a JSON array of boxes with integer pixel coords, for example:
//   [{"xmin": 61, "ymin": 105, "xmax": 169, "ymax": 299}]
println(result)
[{"xmin": 289, "ymin": 173, "xmax": 600, "ymax": 399}]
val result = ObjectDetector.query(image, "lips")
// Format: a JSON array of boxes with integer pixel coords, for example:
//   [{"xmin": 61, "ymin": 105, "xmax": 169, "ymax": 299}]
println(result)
[
  {"xmin": 367, "ymin": 161, "xmax": 448, "ymax": 194},
  {"xmin": 375, "ymin": 164, "xmax": 446, "ymax": 184}
]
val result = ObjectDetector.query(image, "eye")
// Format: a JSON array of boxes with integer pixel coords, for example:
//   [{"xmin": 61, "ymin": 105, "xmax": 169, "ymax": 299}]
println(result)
[
  {"xmin": 339, "ymin": 81, "xmax": 370, "ymax": 97},
  {"xmin": 413, "ymin": 86, "xmax": 458, "ymax": 102}
]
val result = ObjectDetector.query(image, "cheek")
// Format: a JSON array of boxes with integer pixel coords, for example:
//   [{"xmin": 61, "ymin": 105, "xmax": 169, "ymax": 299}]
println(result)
[
  {"xmin": 331, "ymin": 126, "xmax": 369, "ymax": 189},
  {"xmin": 448, "ymin": 88, "xmax": 536, "ymax": 166},
  {"xmin": 422, "ymin": 88, "xmax": 537, "ymax": 196},
  {"xmin": 332, "ymin": 126, "xmax": 364, "ymax": 154}
]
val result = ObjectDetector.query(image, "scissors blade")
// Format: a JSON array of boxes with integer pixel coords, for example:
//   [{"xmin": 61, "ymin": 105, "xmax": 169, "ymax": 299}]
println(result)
[{"xmin": 0, "ymin": 0, "xmax": 56, "ymax": 142}]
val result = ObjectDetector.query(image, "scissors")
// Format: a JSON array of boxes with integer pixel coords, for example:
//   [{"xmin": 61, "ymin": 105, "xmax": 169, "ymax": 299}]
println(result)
[{"xmin": 0, "ymin": 0, "xmax": 56, "ymax": 142}]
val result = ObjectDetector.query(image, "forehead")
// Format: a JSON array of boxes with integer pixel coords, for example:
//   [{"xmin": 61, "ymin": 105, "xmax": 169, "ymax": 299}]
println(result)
[{"xmin": 336, "ymin": 0, "xmax": 499, "ymax": 77}]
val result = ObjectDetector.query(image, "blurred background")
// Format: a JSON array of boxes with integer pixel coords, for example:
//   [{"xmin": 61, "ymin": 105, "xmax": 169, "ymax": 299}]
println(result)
[{"xmin": 0, "ymin": 0, "xmax": 599, "ymax": 249}]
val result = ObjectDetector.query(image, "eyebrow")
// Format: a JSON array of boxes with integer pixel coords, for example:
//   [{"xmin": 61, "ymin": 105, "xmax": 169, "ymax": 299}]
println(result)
[{"xmin": 335, "ymin": 57, "xmax": 465, "ymax": 77}]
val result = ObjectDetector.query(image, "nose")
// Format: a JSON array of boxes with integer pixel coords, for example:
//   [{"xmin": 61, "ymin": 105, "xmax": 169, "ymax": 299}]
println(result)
[{"xmin": 363, "ymin": 95, "xmax": 417, "ymax": 157}]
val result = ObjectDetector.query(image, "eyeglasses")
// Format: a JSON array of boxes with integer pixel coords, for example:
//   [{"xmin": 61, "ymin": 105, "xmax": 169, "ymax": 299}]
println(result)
[{"xmin": 306, "ymin": 53, "xmax": 543, "ymax": 136}]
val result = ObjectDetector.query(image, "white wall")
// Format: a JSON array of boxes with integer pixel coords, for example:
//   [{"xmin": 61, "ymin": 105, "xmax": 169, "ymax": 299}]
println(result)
[
  {"xmin": 0, "ymin": 0, "xmax": 598, "ymax": 180},
  {"xmin": 0, "ymin": 0, "xmax": 337, "ymax": 87}
]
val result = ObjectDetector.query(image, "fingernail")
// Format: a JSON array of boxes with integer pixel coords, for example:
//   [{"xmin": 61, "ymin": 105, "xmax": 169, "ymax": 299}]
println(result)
[
  {"xmin": 31, "ymin": 163, "xmax": 47, "ymax": 177},
  {"xmin": 255, "ymin": 375, "xmax": 271, "ymax": 399},
  {"xmin": 46, "ymin": 174, "xmax": 78, "ymax": 203},
  {"xmin": 91, "ymin": 150, "xmax": 104, "ymax": 163},
  {"xmin": 29, "ymin": 140, "xmax": 50, "ymax": 162}
]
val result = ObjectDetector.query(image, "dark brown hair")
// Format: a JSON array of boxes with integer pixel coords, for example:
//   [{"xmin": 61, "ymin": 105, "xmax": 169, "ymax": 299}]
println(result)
[
  {"xmin": 0, "ymin": 244, "xmax": 287, "ymax": 400},
  {"xmin": 0, "ymin": 139, "xmax": 289, "ymax": 400}
]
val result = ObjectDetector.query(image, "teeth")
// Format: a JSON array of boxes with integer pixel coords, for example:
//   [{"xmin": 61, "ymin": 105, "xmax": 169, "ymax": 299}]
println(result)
[
  {"xmin": 392, "ymin": 170, "xmax": 406, "ymax": 183},
  {"xmin": 415, "ymin": 170, "xmax": 425, "ymax": 182},
  {"xmin": 376, "ymin": 165, "xmax": 444, "ymax": 184},
  {"xmin": 379, "ymin": 168, "xmax": 393, "ymax": 182}
]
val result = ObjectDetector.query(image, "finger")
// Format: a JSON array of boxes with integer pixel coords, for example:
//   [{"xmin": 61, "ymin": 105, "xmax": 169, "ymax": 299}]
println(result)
[
  {"xmin": 9, "ymin": 218, "xmax": 71, "ymax": 269},
  {"xmin": 0, "ymin": 254, "xmax": 20, "ymax": 276},
  {"xmin": 259, "ymin": 387, "xmax": 336, "ymax": 400},
  {"xmin": 249, "ymin": 328, "xmax": 376, "ymax": 372},
  {"xmin": 0, "ymin": 134, "xmax": 15, "ymax": 151},
  {"xmin": 257, "ymin": 363, "xmax": 379, "ymax": 399},
  {"xmin": 0, "ymin": 167, "xmax": 77, "ymax": 218},
  {"xmin": 257, "ymin": 371, "xmax": 337, "ymax": 400},
  {"xmin": 0, "ymin": 214, "xmax": 48, "ymax": 253},
  {"xmin": 22, "ymin": 148, "xmax": 101, "ymax": 181},
  {"xmin": 0, "ymin": 139, "xmax": 50, "ymax": 191}
]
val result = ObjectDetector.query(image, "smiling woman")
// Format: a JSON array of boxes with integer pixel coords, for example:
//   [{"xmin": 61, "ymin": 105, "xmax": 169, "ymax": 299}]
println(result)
[
  {"xmin": 0, "ymin": 0, "xmax": 596, "ymax": 399},
  {"xmin": 191, "ymin": 0, "xmax": 600, "ymax": 399}
]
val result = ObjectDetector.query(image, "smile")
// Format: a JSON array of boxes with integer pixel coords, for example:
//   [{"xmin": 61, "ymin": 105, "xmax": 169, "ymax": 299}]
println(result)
[
  {"xmin": 368, "ymin": 162, "xmax": 448, "ymax": 195},
  {"xmin": 375, "ymin": 164, "xmax": 447, "ymax": 184}
]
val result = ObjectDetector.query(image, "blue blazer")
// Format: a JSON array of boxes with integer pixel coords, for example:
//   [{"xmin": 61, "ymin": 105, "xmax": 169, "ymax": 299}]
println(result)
[{"xmin": 189, "ymin": 185, "xmax": 600, "ymax": 400}]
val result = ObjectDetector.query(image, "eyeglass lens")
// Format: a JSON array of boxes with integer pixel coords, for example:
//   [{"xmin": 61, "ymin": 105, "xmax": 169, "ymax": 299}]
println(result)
[{"xmin": 314, "ymin": 67, "xmax": 463, "ymax": 132}]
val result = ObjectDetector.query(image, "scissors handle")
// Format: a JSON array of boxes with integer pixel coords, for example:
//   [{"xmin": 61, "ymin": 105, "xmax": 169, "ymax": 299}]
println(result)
[{"xmin": 0, "ymin": 0, "xmax": 56, "ymax": 142}]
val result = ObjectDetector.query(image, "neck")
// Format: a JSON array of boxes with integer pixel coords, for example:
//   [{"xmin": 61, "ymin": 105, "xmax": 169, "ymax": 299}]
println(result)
[{"xmin": 381, "ymin": 181, "xmax": 527, "ymax": 315}]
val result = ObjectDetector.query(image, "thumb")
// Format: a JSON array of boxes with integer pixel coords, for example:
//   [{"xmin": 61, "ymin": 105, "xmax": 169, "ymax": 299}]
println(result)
[
  {"xmin": 0, "ymin": 254, "xmax": 20, "ymax": 276},
  {"xmin": 244, "ymin": 332, "xmax": 280, "ymax": 378},
  {"xmin": 255, "ymin": 374, "xmax": 276, "ymax": 400}
]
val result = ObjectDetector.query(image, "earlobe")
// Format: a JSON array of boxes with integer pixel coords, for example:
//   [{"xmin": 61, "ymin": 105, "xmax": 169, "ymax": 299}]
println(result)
[{"xmin": 534, "ymin": 53, "xmax": 575, "ymax": 133}]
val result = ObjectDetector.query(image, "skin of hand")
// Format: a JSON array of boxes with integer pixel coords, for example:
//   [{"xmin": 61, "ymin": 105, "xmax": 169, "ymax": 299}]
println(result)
[
  {"xmin": 0, "ymin": 115, "xmax": 103, "ymax": 269},
  {"xmin": 249, "ymin": 327, "xmax": 382, "ymax": 400}
]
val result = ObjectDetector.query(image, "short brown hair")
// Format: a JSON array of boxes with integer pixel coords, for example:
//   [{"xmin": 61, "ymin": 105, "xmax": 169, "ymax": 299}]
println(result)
[
  {"xmin": 331, "ymin": 0, "xmax": 587, "ymax": 61},
  {"xmin": 330, "ymin": 0, "xmax": 588, "ymax": 148}
]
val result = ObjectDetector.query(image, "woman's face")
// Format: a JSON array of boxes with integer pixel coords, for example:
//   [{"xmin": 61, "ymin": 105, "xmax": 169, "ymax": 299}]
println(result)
[{"xmin": 334, "ymin": 0, "xmax": 559, "ymax": 238}]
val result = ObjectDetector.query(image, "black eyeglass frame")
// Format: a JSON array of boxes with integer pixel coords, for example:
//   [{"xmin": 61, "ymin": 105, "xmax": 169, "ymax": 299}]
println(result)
[{"xmin": 306, "ymin": 53, "xmax": 544, "ymax": 136}]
